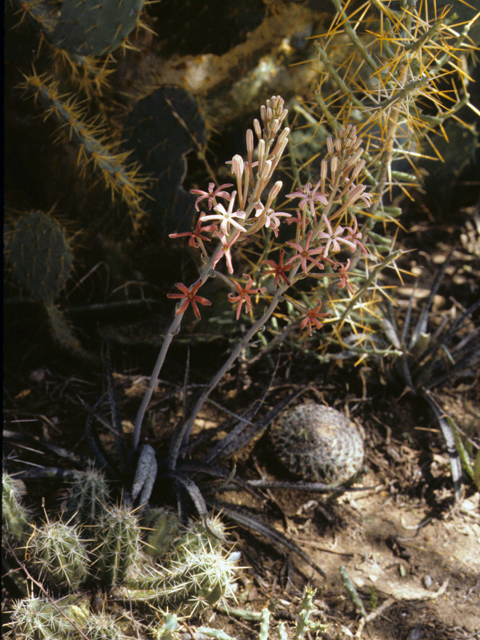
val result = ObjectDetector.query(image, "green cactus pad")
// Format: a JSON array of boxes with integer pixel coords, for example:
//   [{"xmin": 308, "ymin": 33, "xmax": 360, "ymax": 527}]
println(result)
[
  {"xmin": 52, "ymin": 0, "xmax": 144, "ymax": 56},
  {"xmin": 8, "ymin": 211, "xmax": 73, "ymax": 304},
  {"xmin": 124, "ymin": 86, "xmax": 207, "ymax": 234}
]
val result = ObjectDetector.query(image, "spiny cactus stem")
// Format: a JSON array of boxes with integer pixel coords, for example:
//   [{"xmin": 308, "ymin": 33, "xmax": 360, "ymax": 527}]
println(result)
[
  {"xmin": 329, "ymin": 0, "xmax": 378, "ymax": 72},
  {"xmin": 314, "ymin": 42, "xmax": 365, "ymax": 111},
  {"xmin": 4, "ymin": 538, "xmax": 90, "ymax": 640}
]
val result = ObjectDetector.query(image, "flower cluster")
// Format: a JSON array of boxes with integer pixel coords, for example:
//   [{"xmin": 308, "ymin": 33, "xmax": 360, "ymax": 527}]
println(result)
[
  {"xmin": 168, "ymin": 99, "xmax": 370, "ymax": 337},
  {"xmin": 135, "ymin": 100, "xmax": 373, "ymax": 453}
]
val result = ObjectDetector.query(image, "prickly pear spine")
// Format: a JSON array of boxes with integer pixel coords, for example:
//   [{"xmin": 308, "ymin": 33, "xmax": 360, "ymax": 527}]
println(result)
[{"xmin": 21, "ymin": 72, "xmax": 147, "ymax": 234}]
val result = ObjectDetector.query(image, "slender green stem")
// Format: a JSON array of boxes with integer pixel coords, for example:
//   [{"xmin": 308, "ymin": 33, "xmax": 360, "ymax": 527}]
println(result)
[{"xmin": 167, "ymin": 280, "xmax": 292, "ymax": 470}]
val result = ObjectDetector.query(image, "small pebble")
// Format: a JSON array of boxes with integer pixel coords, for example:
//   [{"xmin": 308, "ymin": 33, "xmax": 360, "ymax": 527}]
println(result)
[{"xmin": 422, "ymin": 574, "xmax": 433, "ymax": 589}]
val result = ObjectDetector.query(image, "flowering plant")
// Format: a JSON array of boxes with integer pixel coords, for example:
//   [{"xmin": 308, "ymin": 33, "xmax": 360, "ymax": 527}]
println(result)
[{"xmin": 133, "ymin": 96, "xmax": 373, "ymax": 467}]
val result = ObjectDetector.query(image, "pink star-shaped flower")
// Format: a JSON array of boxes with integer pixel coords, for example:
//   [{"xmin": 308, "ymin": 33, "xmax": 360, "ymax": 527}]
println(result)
[
  {"xmin": 254, "ymin": 203, "xmax": 291, "ymax": 237},
  {"xmin": 287, "ymin": 180, "xmax": 328, "ymax": 218},
  {"xmin": 228, "ymin": 274, "xmax": 266, "ymax": 320},
  {"xmin": 286, "ymin": 209, "xmax": 308, "ymax": 232},
  {"xmin": 201, "ymin": 191, "xmax": 247, "ymax": 236},
  {"xmin": 300, "ymin": 303, "xmax": 330, "ymax": 336},
  {"xmin": 167, "ymin": 280, "xmax": 212, "ymax": 319},
  {"xmin": 191, "ymin": 182, "xmax": 233, "ymax": 211},
  {"xmin": 316, "ymin": 214, "xmax": 355, "ymax": 257},
  {"xmin": 212, "ymin": 230, "xmax": 241, "ymax": 274},
  {"xmin": 343, "ymin": 216, "xmax": 368, "ymax": 254},
  {"xmin": 286, "ymin": 230, "xmax": 325, "ymax": 274},
  {"xmin": 334, "ymin": 259, "xmax": 355, "ymax": 295},
  {"xmin": 263, "ymin": 249, "xmax": 293, "ymax": 289},
  {"xmin": 169, "ymin": 218, "xmax": 216, "ymax": 253}
]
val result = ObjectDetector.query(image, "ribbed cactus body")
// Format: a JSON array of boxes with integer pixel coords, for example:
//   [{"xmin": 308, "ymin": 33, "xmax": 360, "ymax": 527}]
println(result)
[
  {"xmin": 142, "ymin": 507, "xmax": 180, "ymax": 557},
  {"xmin": 52, "ymin": 0, "xmax": 145, "ymax": 56},
  {"xmin": 167, "ymin": 521, "xmax": 237, "ymax": 608},
  {"xmin": 8, "ymin": 211, "xmax": 72, "ymax": 304},
  {"xmin": 63, "ymin": 467, "xmax": 110, "ymax": 529},
  {"xmin": 10, "ymin": 596, "xmax": 77, "ymax": 640},
  {"xmin": 123, "ymin": 518, "xmax": 238, "ymax": 611},
  {"xmin": 81, "ymin": 611, "xmax": 126, "ymax": 640},
  {"xmin": 93, "ymin": 504, "xmax": 141, "ymax": 586},
  {"xmin": 10, "ymin": 595, "xmax": 125, "ymax": 640},
  {"xmin": 28, "ymin": 521, "xmax": 89, "ymax": 591},
  {"xmin": 2, "ymin": 473, "xmax": 30, "ymax": 544}
]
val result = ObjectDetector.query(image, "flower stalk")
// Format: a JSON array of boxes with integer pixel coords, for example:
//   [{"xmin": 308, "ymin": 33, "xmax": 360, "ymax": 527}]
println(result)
[{"xmin": 133, "ymin": 97, "xmax": 373, "ymax": 460}]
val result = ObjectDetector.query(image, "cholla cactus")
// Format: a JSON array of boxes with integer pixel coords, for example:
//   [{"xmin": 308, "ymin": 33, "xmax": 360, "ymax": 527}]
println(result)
[
  {"xmin": 27, "ymin": 520, "xmax": 90, "ymax": 591},
  {"xmin": 2, "ymin": 472, "xmax": 30, "ymax": 544},
  {"xmin": 307, "ymin": 0, "xmax": 478, "ymax": 209},
  {"xmin": 133, "ymin": 96, "xmax": 374, "ymax": 463}
]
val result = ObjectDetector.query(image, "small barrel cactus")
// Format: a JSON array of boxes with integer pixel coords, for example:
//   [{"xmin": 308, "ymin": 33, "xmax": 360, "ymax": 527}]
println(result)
[
  {"xmin": 2, "ymin": 472, "xmax": 30, "ymax": 544},
  {"xmin": 92, "ymin": 504, "xmax": 142, "ymax": 586},
  {"xmin": 271, "ymin": 403, "xmax": 364, "ymax": 485},
  {"xmin": 27, "ymin": 520, "xmax": 90, "ymax": 591}
]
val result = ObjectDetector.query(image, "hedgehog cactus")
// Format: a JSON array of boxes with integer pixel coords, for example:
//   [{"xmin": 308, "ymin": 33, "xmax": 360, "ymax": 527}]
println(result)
[
  {"xmin": 8, "ymin": 211, "xmax": 73, "ymax": 304},
  {"xmin": 10, "ymin": 596, "xmax": 77, "ymax": 640},
  {"xmin": 93, "ymin": 504, "xmax": 142, "ymax": 586},
  {"xmin": 122, "ymin": 517, "xmax": 239, "ymax": 612},
  {"xmin": 141, "ymin": 507, "xmax": 181, "ymax": 557},
  {"xmin": 10, "ymin": 595, "xmax": 126, "ymax": 640},
  {"xmin": 27, "ymin": 520, "xmax": 90, "ymax": 591},
  {"xmin": 63, "ymin": 467, "xmax": 110, "ymax": 530},
  {"xmin": 81, "ymin": 611, "xmax": 126, "ymax": 640},
  {"xmin": 166, "ymin": 519, "xmax": 238, "ymax": 609},
  {"xmin": 2, "ymin": 472, "xmax": 30, "ymax": 545}
]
